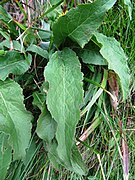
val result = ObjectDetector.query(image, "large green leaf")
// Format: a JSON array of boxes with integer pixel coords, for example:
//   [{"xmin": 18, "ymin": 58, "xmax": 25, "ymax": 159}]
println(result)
[
  {"xmin": 35, "ymin": 93, "xmax": 85, "ymax": 173},
  {"xmin": 94, "ymin": 32, "xmax": 130, "ymax": 100},
  {"xmin": 53, "ymin": 0, "xmax": 117, "ymax": 48},
  {"xmin": 0, "ymin": 79, "xmax": 32, "ymax": 160},
  {"xmin": 34, "ymin": 90, "xmax": 58, "ymax": 163},
  {"xmin": 0, "ymin": 51, "xmax": 32, "ymax": 81},
  {"xmin": 34, "ymin": 94, "xmax": 61, "ymax": 169},
  {"xmin": 0, "ymin": 133, "xmax": 12, "ymax": 180},
  {"xmin": 44, "ymin": 48, "xmax": 85, "ymax": 174}
]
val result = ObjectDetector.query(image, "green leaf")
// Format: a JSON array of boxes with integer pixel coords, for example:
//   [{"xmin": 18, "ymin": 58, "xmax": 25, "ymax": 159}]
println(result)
[
  {"xmin": 14, "ymin": 20, "xmax": 26, "ymax": 31},
  {"xmin": 94, "ymin": 32, "xmax": 130, "ymax": 100},
  {"xmin": 0, "ymin": 40, "xmax": 25, "ymax": 52},
  {"xmin": 35, "ymin": 95, "xmax": 85, "ymax": 174},
  {"xmin": 78, "ymin": 41, "xmax": 107, "ymax": 65},
  {"xmin": 0, "ymin": 50, "xmax": 5, "ymax": 55},
  {"xmin": 34, "ymin": 90, "xmax": 58, "ymax": 161},
  {"xmin": 38, "ymin": 21, "xmax": 51, "ymax": 41},
  {"xmin": 26, "ymin": 44, "xmax": 48, "ymax": 59},
  {"xmin": 82, "ymin": 69, "xmax": 102, "ymax": 107},
  {"xmin": 81, "ymin": 69, "xmax": 108, "ymax": 128},
  {"xmin": 0, "ymin": 29, "xmax": 10, "ymax": 40},
  {"xmin": 44, "ymin": 48, "xmax": 86, "ymax": 174},
  {"xmin": 0, "ymin": 5, "xmax": 12, "ymax": 22},
  {"xmin": 53, "ymin": 0, "xmax": 117, "ymax": 47},
  {"xmin": 0, "ymin": 51, "xmax": 32, "ymax": 81},
  {"xmin": 0, "ymin": 6, "xmax": 17, "ymax": 36},
  {"xmin": 32, "ymin": 91, "xmax": 46, "ymax": 110},
  {"xmin": 0, "ymin": 133, "xmax": 12, "ymax": 180},
  {"xmin": 35, "ymin": 99, "xmax": 59, "ymax": 168},
  {"xmin": 0, "ymin": 79, "xmax": 32, "ymax": 160},
  {"xmin": 36, "ymin": 106, "xmax": 57, "ymax": 144},
  {"xmin": 23, "ymin": 138, "xmax": 37, "ymax": 166},
  {"xmin": 47, "ymin": 138, "xmax": 61, "ymax": 169},
  {"xmin": 124, "ymin": 0, "xmax": 133, "ymax": 20},
  {"xmin": 71, "ymin": 145, "xmax": 86, "ymax": 175}
]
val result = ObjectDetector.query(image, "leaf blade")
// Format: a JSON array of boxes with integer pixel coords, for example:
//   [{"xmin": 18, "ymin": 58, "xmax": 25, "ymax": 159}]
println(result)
[
  {"xmin": 36, "ymin": 106, "xmax": 57, "ymax": 144},
  {"xmin": 94, "ymin": 32, "xmax": 130, "ymax": 100},
  {"xmin": 0, "ymin": 79, "xmax": 32, "ymax": 159},
  {"xmin": 44, "ymin": 48, "xmax": 85, "ymax": 174},
  {"xmin": 78, "ymin": 41, "xmax": 107, "ymax": 65},
  {"xmin": 124, "ymin": 0, "xmax": 133, "ymax": 20},
  {"xmin": 0, "ymin": 133, "xmax": 12, "ymax": 180},
  {"xmin": 0, "ymin": 51, "xmax": 32, "ymax": 81},
  {"xmin": 53, "ymin": 0, "xmax": 117, "ymax": 47},
  {"xmin": 26, "ymin": 44, "xmax": 48, "ymax": 59}
]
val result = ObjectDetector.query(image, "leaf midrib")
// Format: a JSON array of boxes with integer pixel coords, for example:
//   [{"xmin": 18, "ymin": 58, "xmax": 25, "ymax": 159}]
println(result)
[
  {"xmin": 0, "ymin": 60, "xmax": 26, "ymax": 70},
  {"xmin": 66, "ymin": 1, "xmax": 113, "ymax": 39}
]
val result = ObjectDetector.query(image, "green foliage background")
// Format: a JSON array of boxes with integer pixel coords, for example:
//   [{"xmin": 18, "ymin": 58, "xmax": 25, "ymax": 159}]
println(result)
[{"xmin": 0, "ymin": 0, "xmax": 134, "ymax": 179}]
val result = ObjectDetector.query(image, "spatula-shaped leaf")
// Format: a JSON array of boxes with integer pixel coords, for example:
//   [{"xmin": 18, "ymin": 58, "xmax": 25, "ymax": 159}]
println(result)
[
  {"xmin": 44, "ymin": 48, "xmax": 85, "ymax": 174},
  {"xmin": 0, "ymin": 133, "xmax": 12, "ymax": 180},
  {"xmin": 94, "ymin": 32, "xmax": 130, "ymax": 100},
  {"xmin": 53, "ymin": 0, "xmax": 117, "ymax": 48},
  {"xmin": 0, "ymin": 79, "xmax": 32, "ymax": 160},
  {"xmin": 0, "ymin": 51, "xmax": 32, "ymax": 81}
]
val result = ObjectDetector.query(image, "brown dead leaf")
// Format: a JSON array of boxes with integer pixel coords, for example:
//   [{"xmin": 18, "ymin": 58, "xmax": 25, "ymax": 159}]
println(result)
[{"xmin": 108, "ymin": 71, "xmax": 119, "ymax": 110}]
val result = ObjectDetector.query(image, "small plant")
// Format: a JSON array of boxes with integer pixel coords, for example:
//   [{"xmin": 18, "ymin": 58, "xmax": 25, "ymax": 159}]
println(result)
[{"xmin": 0, "ymin": 0, "xmax": 134, "ymax": 179}]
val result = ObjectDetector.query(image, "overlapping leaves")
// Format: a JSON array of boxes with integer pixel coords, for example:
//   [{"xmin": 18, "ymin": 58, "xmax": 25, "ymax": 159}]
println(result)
[
  {"xmin": 53, "ymin": 0, "xmax": 117, "ymax": 47},
  {"xmin": 93, "ymin": 32, "xmax": 130, "ymax": 100},
  {"xmin": 44, "ymin": 48, "xmax": 86, "ymax": 174},
  {"xmin": 0, "ymin": 0, "xmax": 132, "ymax": 177}
]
